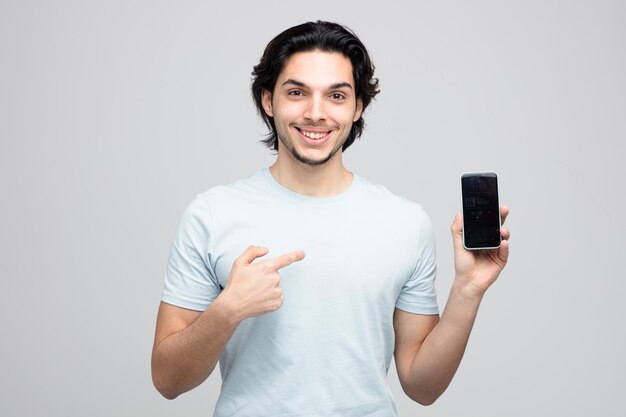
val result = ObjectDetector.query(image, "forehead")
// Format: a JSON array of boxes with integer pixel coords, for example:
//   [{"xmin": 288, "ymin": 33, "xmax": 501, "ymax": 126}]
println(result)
[{"xmin": 277, "ymin": 50, "xmax": 355, "ymax": 87}]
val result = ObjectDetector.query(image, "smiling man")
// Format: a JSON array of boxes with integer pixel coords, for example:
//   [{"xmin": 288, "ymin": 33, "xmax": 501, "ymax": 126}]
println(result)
[
  {"xmin": 263, "ymin": 51, "xmax": 362, "ymax": 167},
  {"xmin": 151, "ymin": 21, "xmax": 510, "ymax": 417}
]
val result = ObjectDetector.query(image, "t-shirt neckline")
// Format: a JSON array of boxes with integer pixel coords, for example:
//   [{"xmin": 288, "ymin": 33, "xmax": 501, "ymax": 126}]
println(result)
[{"xmin": 261, "ymin": 166, "xmax": 360, "ymax": 206}]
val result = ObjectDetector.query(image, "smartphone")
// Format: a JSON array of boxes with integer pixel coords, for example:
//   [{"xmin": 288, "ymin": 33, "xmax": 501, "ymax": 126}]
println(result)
[{"xmin": 460, "ymin": 172, "xmax": 501, "ymax": 250}]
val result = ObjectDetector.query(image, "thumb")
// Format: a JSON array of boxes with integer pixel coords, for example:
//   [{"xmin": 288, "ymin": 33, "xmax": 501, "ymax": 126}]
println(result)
[
  {"xmin": 236, "ymin": 245, "xmax": 270, "ymax": 266},
  {"xmin": 451, "ymin": 212, "xmax": 465, "ymax": 251}
]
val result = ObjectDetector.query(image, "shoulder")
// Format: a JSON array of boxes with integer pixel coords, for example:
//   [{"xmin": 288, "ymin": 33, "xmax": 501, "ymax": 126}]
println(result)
[
  {"xmin": 179, "ymin": 169, "xmax": 277, "ymax": 229},
  {"xmin": 195, "ymin": 168, "xmax": 269, "ymax": 206},
  {"xmin": 354, "ymin": 175, "xmax": 434, "ymax": 243},
  {"xmin": 356, "ymin": 174, "xmax": 428, "ymax": 218}
]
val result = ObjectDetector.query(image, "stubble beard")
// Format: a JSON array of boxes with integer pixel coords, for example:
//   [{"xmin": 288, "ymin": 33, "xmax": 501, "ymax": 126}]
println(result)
[{"xmin": 277, "ymin": 128, "xmax": 349, "ymax": 166}]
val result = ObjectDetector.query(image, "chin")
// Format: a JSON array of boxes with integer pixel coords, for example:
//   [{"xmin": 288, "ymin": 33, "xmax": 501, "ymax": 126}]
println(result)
[
  {"xmin": 293, "ymin": 150, "xmax": 335, "ymax": 166},
  {"xmin": 279, "ymin": 132, "xmax": 344, "ymax": 166}
]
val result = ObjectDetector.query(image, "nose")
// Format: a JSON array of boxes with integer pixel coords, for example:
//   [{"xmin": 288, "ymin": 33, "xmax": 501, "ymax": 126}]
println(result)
[{"xmin": 303, "ymin": 94, "xmax": 326, "ymax": 122}]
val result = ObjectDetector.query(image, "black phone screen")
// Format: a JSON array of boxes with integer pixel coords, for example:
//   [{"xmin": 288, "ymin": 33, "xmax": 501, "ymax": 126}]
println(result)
[{"xmin": 461, "ymin": 172, "xmax": 501, "ymax": 249}]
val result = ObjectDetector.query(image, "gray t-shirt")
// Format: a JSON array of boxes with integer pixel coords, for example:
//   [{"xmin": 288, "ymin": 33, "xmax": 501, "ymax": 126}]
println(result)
[{"xmin": 162, "ymin": 167, "xmax": 439, "ymax": 417}]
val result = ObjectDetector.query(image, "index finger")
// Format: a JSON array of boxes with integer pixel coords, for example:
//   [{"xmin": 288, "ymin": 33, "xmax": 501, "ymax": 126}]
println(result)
[{"xmin": 262, "ymin": 250, "xmax": 306, "ymax": 272}]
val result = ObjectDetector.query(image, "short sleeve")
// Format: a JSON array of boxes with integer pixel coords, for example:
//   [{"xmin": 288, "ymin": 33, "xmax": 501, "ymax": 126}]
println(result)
[
  {"xmin": 395, "ymin": 207, "xmax": 439, "ymax": 315},
  {"xmin": 161, "ymin": 195, "xmax": 221, "ymax": 311}
]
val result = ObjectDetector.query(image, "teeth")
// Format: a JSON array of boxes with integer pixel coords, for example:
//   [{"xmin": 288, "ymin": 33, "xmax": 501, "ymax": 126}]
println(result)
[{"xmin": 301, "ymin": 130, "xmax": 328, "ymax": 140}]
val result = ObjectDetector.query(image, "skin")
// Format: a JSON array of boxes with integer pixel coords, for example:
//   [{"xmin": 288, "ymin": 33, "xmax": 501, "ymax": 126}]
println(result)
[
  {"xmin": 151, "ymin": 50, "xmax": 510, "ymax": 405},
  {"xmin": 261, "ymin": 51, "xmax": 362, "ymax": 198},
  {"xmin": 152, "ymin": 246, "xmax": 305, "ymax": 399},
  {"xmin": 393, "ymin": 209, "xmax": 510, "ymax": 404}
]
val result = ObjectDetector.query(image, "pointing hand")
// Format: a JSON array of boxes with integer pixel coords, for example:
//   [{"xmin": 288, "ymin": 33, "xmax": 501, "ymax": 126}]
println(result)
[{"xmin": 221, "ymin": 246, "xmax": 305, "ymax": 319}]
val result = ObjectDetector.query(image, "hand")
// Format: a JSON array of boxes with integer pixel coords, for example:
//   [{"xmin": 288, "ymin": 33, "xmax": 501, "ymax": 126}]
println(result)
[
  {"xmin": 220, "ymin": 245, "xmax": 305, "ymax": 320},
  {"xmin": 452, "ymin": 206, "xmax": 510, "ymax": 297}
]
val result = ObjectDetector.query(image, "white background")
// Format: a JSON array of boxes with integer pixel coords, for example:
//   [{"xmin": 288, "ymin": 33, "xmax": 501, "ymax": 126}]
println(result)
[{"xmin": 1, "ymin": 1, "xmax": 624, "ymax": 415}]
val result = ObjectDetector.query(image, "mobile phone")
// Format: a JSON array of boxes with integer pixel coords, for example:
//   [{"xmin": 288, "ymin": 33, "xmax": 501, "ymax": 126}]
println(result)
[{"xmin": 460, "ymin": 172, "xmax": 501, "ymax": 250}]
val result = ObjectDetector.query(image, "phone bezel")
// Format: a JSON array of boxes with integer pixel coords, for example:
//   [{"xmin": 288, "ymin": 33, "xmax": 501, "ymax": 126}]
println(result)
[{"xmin": 460, "ymin": 171, "xmax": 502, "ymax": 251}]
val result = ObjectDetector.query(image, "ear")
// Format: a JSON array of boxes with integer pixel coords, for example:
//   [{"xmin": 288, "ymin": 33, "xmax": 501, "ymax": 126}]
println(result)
[
  {"xmin": 261, "ymin": 89, "xmax": 273, "ymax": 117},
  {"xmin": 353, "ymin": 98, "xmax": 363, "ymax": 122}
]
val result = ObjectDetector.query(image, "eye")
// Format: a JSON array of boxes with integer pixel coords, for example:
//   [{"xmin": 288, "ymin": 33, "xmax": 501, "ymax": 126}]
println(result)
[
  {"xmin": 288, "ymin": 90, "xmax": 303, "ymax": 97},
  {"xmin": 331, "ymin": 92, "xmax": 346, "ymax": 101}
]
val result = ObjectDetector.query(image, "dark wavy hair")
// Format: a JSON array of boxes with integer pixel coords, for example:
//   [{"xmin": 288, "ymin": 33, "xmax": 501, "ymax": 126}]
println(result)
[{"xmin": 251, "ymin": 21, "xmax": 380, "ymax": 152}]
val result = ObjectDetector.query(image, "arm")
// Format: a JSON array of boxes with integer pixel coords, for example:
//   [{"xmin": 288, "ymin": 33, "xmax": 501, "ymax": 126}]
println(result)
[
  {"xmin": 394, "ymin": 206, "xmax": 510, "ymax": 405},
  {"xmin": 151, "ymin": 298, "xmax": 239, "ymax": 399},
  {"xmin": 151, "ymin": 246, "xmax": 305, "ymax": 399},
  {"xmin": 393, "ymin": 287, "xmax": 482, "ymax": 405}
]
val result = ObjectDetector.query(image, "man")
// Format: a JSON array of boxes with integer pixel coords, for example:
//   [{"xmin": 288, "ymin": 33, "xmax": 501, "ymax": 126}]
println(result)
[{"xmin": 151, "ymin": 20, "xmax": 510, "ymax": 416}]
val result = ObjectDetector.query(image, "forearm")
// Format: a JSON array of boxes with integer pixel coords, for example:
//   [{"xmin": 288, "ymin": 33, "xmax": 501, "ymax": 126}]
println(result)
[
  {"xmin": 151, "ymin": 296, "xmax": 242, "ymax": 399},
  {"xmin": 406, "ymin": 281, "xmax": 483, "ymax": 404}
]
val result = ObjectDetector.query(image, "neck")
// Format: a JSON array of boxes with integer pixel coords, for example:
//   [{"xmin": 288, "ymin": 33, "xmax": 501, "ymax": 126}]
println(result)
[{"xmin": 269, "ymin": 151, "xmax": 353, "ymax": 198}]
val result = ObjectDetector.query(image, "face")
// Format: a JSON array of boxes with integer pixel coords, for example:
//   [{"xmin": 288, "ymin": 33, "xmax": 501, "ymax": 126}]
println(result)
[{"xmin": 262, "ymin": 51, "xmax": 363, "ymax": 166}]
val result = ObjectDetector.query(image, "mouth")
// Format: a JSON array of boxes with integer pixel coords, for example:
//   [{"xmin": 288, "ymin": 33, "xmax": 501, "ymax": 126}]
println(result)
[{"xmin": 294, "ymin": 127, "xmax": 332, "ymax": 145}]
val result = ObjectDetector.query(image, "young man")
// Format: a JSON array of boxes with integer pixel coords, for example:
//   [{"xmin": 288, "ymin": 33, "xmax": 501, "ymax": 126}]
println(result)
[{"xmin": 152, "ymin": 21, "xmax": 510, "ymax": 416}]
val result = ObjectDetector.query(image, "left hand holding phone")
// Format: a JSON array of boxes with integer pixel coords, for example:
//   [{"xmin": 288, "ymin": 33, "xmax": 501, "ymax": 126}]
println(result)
[{"xmin": 451, "ymin": 205, "xmax": 510, "ymax": 298}]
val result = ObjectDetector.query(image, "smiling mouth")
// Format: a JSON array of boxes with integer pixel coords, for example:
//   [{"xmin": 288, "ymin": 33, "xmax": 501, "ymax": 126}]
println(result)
[{"xmin": 295, "ymin": 127, "xmax": 331, "ymax": 140}]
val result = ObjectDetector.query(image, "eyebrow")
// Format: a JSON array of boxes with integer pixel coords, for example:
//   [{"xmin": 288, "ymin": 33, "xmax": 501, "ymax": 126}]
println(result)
[{"xmin": 281, "ymin": 79, "xmax": 353, "ymax": 90}]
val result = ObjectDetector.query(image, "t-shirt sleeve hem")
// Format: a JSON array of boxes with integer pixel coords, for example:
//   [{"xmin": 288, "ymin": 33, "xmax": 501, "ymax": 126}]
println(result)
[
  {"xmin": 394, "ymin": 301, "xmax": 439, "ymax": 315},
  {"xmin": 161, "ymin": 295, "xmax": 210, "ymax": 312}
]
